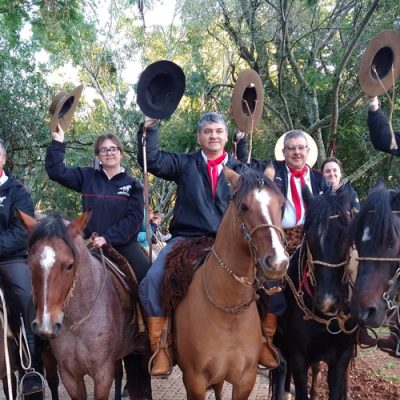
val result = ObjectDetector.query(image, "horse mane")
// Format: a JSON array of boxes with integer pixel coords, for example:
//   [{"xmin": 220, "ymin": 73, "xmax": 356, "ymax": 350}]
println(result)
[
  {"xmin": 234, "ymin": 169, "xmax": 284, "ymax": 205},
  {"xmin": 28, "ymin": 213, "xmax": 78, "ymax": 259},
  {"xmin": 350, "ymin": 187, "xmax": 400, "ymax": 247}
]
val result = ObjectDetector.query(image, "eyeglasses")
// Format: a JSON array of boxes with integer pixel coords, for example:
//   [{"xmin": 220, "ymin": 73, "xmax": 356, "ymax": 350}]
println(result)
[
  {"xmin": 284, "ymin": 145, "xmax": 308, "ymax": 152},
  {"xmin": 97, "ymin": 146, "xmax": 120, "ymax": 155}
]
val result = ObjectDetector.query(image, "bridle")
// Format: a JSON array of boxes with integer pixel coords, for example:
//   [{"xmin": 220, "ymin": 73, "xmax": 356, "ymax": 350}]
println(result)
[
  {"xmin": 202, "ymin": 185, "xmax": 286, "ymax": 314},
  {"xmin": 285, "ymin": 213, "xmax": 357, "ymax": 335}
]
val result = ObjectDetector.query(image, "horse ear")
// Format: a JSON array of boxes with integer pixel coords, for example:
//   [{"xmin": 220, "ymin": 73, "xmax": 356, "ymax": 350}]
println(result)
[
  {"xmin": 68, "ymin": 211, "xmax": 92, "ymax": 239},
  {"xmin": 16, "ymin": 209, "xmax": 38, "ymax": 233},
  {"xmin": 263, "ymin": 164, "xmax": 275, "ymax": 181},
  {"xmin": 301, "ymin": 184, "xmax": 313, "ymax": 207},
  {"xmin": 369, "ymin": 177, "xmax": 386, "ymax": 195},
  {"xmin": 224, "ymin": 167, "xmax": 240, "ymax": 190}
]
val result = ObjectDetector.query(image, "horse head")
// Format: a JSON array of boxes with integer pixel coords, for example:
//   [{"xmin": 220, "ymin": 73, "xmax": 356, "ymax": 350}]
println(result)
[
  {"xmin": 18, "ymin": 211, "xmax": 91, "ymax": 338},
  {"xmin": 223, "ymin": 167, "xmax": 289, "ymax": 280},
  {"xmin": 302, "ymin": 183, "xmax": 353, "ymax": 315},
  {"xmin": 350, "ymin": 180, "xmax": 400, "ymax": 327}
]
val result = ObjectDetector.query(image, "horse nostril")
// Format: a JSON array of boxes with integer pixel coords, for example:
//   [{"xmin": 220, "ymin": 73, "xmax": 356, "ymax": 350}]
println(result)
[
  {"xmin": 53, "ymin": 322, "xmax": 63, "ymax": 334},
  {"xmin": 31, "ymin": 320, "xmax": 39, "ymax": 334}
]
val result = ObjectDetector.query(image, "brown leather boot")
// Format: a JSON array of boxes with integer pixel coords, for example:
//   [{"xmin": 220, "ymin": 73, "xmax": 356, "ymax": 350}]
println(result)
[
  {"xmin": 259, "ymin": 313, "xmax": 280, "ymax": 369},
  {"xmin": 147, "ymin": 316, "xmax": 173, "ymax": 376},
  {"xmin": 377, "ymin": 326, "xmax": 400, "ymax": 357}
]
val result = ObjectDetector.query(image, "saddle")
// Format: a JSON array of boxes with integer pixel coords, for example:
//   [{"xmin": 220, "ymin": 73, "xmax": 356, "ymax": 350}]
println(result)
[{"xmin": 161, "ymin": 236, "xmax": 214, "ymax": 315}]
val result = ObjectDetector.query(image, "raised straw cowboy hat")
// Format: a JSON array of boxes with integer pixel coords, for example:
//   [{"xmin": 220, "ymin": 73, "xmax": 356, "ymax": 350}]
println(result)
[
  {"xmin": 49, "ymin": 85, "xmax": 84, "ymax": 132},
  {"xmin": 231, "ymin": 69, "xmax": 264, "ymax": 132},
  {"xmin": 274, "ymin": 131, "xmax": 318, "ymax": 168},
  {"xmin": 136, "ymin": 60, "xmax": 185, "ymax": 119},
  {"xmin": 359, "ymin": 30, "xmax": 400, "ymax": 96}
]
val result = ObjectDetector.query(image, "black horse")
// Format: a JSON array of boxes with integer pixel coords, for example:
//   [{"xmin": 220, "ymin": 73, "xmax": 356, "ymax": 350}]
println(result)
[
  {"xmin": 350, "ymin": 180, "xmax": 400, "ymax": 352},
  {"xmin": 271, "ymin": 184, "xmax": 357, "ymax": 400}
]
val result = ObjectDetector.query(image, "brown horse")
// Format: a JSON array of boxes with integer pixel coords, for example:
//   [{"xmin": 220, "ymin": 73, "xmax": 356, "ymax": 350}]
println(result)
[
  {"xmin": 173, "ymin": 168, "xmax": 289, "ymax": 400},
  {"xmin": 18, "ymin": 211, "xmax": 151, "ymax": 400}
]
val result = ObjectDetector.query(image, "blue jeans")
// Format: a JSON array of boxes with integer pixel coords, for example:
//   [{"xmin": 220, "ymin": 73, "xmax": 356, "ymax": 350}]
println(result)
[{"xmin": 139, "ymin": 236, "xmax": 186, "ymax": 316}]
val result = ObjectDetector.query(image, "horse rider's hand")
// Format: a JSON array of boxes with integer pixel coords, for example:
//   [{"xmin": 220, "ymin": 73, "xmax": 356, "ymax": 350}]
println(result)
[
  {"xmin": 92, "ymin": 236, "xmax": 107, "ymax": 248},
  {"xmin": 233, "ymin": 128, "xmax": 245, "ymax": 143},
  {"xmin": 52, "ymin": 123, "xmax": 65, "ymax": 142},
  {"xmin": 368, "ymin": 96, "xmax": 379, "ymax": 111},
  {"xmin": 144, "ymin": 115, "xmax": 157, "ymax": 128}
]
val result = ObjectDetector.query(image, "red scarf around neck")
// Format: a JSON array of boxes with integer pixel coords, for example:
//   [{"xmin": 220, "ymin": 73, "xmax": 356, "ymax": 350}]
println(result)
[
  {"xmin": 207, "ymin": 152, "xmax": 227, "ymax": 198},
  {"xmin": 288, "ymin": 165, "xmax": 308, "ymax": 223}
]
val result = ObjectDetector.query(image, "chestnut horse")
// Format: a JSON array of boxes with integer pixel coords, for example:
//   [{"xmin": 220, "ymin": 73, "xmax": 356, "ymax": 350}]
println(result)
[
  {"xmin": 351, "ymin": 181, "xmax": 400, "ymax": 333},
  {"xmin": 173, "ymin": 168, "xmax": 289, "ymax": 400},
  {"xmin": 18, "ymin": 212, "xmax": 151, "ymax": 400}
]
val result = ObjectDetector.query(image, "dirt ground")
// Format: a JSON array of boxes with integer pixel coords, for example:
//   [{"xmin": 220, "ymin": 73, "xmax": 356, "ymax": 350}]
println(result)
[
  {"xmin": 317, "ymin": 347, "xmax": 400, "ymax": 400},
  {"xmin": 1, "ymin": 347, "xmax": 398, "ymax": 399}
]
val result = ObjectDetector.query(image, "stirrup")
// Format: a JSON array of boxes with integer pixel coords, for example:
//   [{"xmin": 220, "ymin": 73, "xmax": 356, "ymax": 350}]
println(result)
[
  {"xmin": 148, "ymin": 343, "xmax": 173, "ymax": 377},
  {"xmin": 19, "ymin": 370, "xmax": 46, "ymax": 399}
]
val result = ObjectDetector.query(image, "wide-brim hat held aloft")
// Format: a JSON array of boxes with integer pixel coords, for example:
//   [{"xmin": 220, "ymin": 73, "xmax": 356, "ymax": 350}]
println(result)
[
  {"xmin": 49, "ymin": 85, "xmax": 84, "ymax": 132},
  {"xmin": 359, "ymin": 30, "xmax": 400, "ymax": 96},
  {"xmin": 136, "ymin": 60, "xmax": 185, "ymax": 119},
  {"xmin": 274, "ymin": 131, "xmax": 318, "ymax": 168},
  {"xmin": 231, "ymin": 69, "xmax": 264, "ymax": 133}
]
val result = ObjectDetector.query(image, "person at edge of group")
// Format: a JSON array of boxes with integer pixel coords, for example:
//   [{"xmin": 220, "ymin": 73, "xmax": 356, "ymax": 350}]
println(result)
[
  {"xmin": 367, "ymin": 94, "xmax": 400, "ymax": 356},
  {"xmin": 137, "ymin": 208, "xmax": 154, "ymax": 256},
  {"xmin": 137, "ymin": 112, "xmax": 251, "ymax": 377},
  {"xmin": 45, "ymin": 124, "xmax": 151, "ymax": 284},
  {"xmin": 235, "ymin": 129, "xmax": 330, "ymax": 369},
  {"xmin": 0, "ymin": 140, "xmax": 44, "ymax": 395},
  {"xmin": 321, "ymin": 156, "xmax": 360, "ymax": 211}
]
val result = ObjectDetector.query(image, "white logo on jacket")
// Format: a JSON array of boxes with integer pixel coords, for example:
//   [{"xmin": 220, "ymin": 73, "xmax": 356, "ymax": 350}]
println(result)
[
  {"xmin": 117, "ymin": 185, "xmax": 131, "ymax": 196},
  {"xmin": 0, "ymin": 196, "xmax": 6, "ymax": 207}
]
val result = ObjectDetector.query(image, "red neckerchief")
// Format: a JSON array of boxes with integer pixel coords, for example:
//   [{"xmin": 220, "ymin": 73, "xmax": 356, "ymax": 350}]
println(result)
[
  {"xmin": 207, "ymin": 152, "xmax": 227, "ymax": 198},
  {"xmin": 288, "ymin": 165, "xmax": 308, "ymax": 223}
]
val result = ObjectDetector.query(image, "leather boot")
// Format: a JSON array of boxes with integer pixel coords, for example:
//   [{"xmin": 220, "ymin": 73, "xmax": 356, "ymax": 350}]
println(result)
[
  {"xmin": 259, "ymin": 313, "xmax": 280, "ymax": 369},
  {"xmin": 148, "ymin": 316, "xmax": 173, "ymax": 376},
  {"xmin": 377, "ymin": 326, "xmax": 400, "ymax": 357},
  {"xmin": 22, "ymin": 334, "xmax": 44, "ymax": 396}
]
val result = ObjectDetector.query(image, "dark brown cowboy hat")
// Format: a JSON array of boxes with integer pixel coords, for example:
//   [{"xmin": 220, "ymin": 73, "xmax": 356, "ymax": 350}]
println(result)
[
  {"xmin": 231, "ymin": 69, "xmax": 264, "ymax": 132},
  {"xmin": 136, "ymin": 60, "xmax": 185, "ymax": 119},
  {"xmin": 49, "ymin": 85, "xmax": 84, "ymax": 132},
  {"xmin": 359, "ymin": 30, "xmax": 400, "ymax": 96}
]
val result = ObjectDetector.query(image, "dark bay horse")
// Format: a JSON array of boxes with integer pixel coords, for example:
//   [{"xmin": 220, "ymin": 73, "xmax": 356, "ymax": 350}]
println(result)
[
  {"xmin": 272, "ymin": 184, "xmax": 356, "ymax": 400},
  {"xmin": 173, "ymin": 168, "xmax": 289, "ymax": 400},
  {"xmin": 351, "ymin": 181, "xmax": 400, "ymax": 332},
  {"xmin": 18, "ymin": 212, "xmax": 151, "ymax": 400}
]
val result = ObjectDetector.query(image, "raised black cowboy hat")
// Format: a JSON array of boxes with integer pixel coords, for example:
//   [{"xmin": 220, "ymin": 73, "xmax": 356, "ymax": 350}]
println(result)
[
  {"xmin": 231, "ymin": 69, "xmax": 264, "ymax": 132},
  {"xmin": 49, "ymin": 85, "xmax": 84, "ymax": 132},
  {"xmin": 136, "ymin": 60, "xmax": 185, "ymax": 119},
  {"xmin": 359, "ymin": 30, "xmax": 400, "ymax": 96}
]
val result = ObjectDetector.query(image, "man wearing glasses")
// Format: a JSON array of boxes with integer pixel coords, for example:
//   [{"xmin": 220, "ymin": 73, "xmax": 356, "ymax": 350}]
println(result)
[
  {"xmin": 236, "ymin": 129, "xmax": 329, "ymax": 369},
  {"xmin": 45, "ymin": 124, "xmax": 151, "ymax": 283}
]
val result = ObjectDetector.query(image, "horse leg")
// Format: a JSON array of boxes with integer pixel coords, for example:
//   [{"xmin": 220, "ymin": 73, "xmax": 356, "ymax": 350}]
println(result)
[
  {"xmin": 212, "ymin": 382, "xmax": 223, "ymax": 400},
  {"xmin": 310, "ymin": 361, "xmax": 322, "ymax": 400},
  {"xmin": 114, "ymin": 359, "xmax": 123, "ymax": 400},
  {"xmin": 290, "ymin": 357, "xmax": 309, "ymax": 400},
  {"xmin": 231, "ymin": 374, "xmax": 256, "ymax": 400},
  {"xmin": 2, "ymin": 375, "xmax": 17, "ymax": 400},
  {"xmin": 58, "ymin": 369, "xmax": 87, "ymax": 400},
  {"xmin": 182, "ymin": 371, "xmax": 207, "ymax": 400},
  {"xmin": 42, "ymin": 343, "xmax": 60, "ymax": 400},
  {"xmin": 327, "ymin": 360, "xmax": 350, "ymax": 400},
  {"xmin": 124, "ymin": 353, "xmax": 152, "ymax": 400},
  {"xmin": 270, "ymin": 356, "xmax": 288, "ymax": 400}
]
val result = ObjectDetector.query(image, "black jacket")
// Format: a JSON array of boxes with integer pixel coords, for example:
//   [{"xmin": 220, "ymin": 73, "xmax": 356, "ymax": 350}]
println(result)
[
  {"xmin": 0, "ymin": 172, "xmax": 34, "ymax": 261},
  {"xmin": 137, "ymin": 123, "xmax": 247, "ymax": 238},
  {"xmin": 368, "ymin": 109, "xmax": 400, "ymax": 156},
  {"xmin": 45, "ymin": 140, "xmax": 144, "ymax": 246}
]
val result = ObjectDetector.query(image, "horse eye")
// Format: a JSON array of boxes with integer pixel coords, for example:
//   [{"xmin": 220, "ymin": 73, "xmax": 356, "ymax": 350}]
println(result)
[
  {"xmin": 64, "ymin": 264, "xmax": 74, "ymax": 272},
  {"xmin": 240, "ymin": 203, "xmax": 249, "ymax": 212}
]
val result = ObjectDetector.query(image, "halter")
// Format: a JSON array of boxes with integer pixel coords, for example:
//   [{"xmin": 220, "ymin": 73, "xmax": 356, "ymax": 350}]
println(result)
[
  {"xmin": 356, "ymin": 255, "xmax": 400, "ymax": 325},
  {"xmin": 202, "ymin": 193, "xmax": 286, "ymax": 314},
  {"xmin": 285, "ymin": 214, "xmax": 357, "ymax": 335}
]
